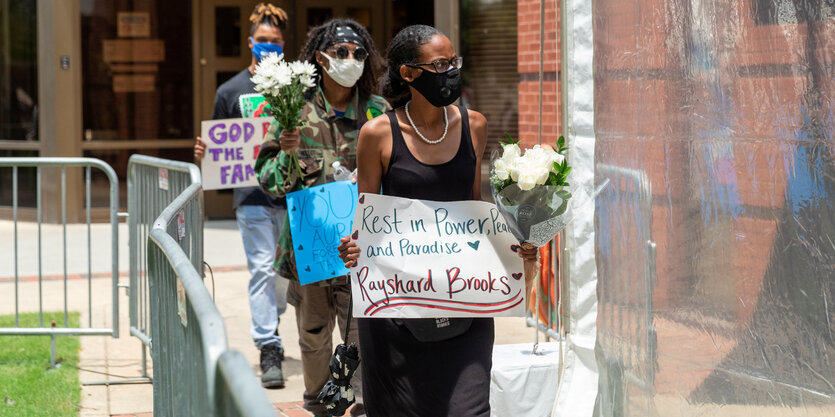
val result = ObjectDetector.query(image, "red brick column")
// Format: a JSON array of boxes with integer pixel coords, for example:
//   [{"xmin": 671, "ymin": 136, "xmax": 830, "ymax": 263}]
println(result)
[{"xmin": 517, "ymin": 0, "xmax": 560, "ymax": 148}]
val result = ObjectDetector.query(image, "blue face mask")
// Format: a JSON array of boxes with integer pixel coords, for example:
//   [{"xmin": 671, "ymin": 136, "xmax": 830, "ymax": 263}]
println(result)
[{"xmin": 250, "ymin": 37, "xmax": 283, "ymax": 62}]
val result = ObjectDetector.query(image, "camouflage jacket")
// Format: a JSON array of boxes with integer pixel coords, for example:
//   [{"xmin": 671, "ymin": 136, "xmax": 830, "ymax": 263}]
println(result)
[{"xmin": 255, "ymin": 87, "xmax": 390, "ymax": 281}]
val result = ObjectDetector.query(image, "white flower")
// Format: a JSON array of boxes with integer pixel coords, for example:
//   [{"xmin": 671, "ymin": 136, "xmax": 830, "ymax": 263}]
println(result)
[
  {"xmin": 291, "ymin": 61, "xmax": 317, "ymax": 78},
  {"xmin": 494, "ymin": 159, "xmax": 510, "ymax": 180},
  {"xmin": 260, "ymin": 52, "xmax": 283, "ymax": 67},
  {"xmin": 500, "ymin": 143, "xmax": 521, "ymax": 163},
  {"xmin": 502, "ymin": 145, "xmax": 565, "ymax": 188},
  {"xmin": 251, "ymin": 53, "xmax": 295, "ymax": 97},
  {"xmin": 299, "ymin": 74, "xmax": 316, "ymax": 88},
  {"xmin": 536, "ymin": 167, "xmax": 551, "ymax": 185},
  {"xmin": 517, "ymin": 170, "xmax": 538, "ymax": 191},
  {"xmin": 279, "ymin": 65, "xmax": 294, "ymax": 87}
]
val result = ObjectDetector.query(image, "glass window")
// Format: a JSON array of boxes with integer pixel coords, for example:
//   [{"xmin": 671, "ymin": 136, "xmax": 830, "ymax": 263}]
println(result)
[
  {"xmin": 391, "ymin": 0, "xmax": 434, "ymax": 41},
  {"xmin": 216, "ymin": 6, "xmax": 241, "ymax": 57},
  {"xmin": 0, "ymin": 150, "xmax": 38, "ymax": 208},
  {"xmin": 308, "ymin": 8, "xmax": 334, "ymax": 28},
  {"xmin": 81, "ymin": 0, "xmax": 193, "ymax": 142},
  {"xmin": 0, "ymin": 0, "xmax": 38, "ymax": 141},
  {"xmin": 347, "ymin": 7, "xmax": 372, "ymax": 31},
  {"xmin": 80, "ymin": 0, "xmax": 193, "ymax": 189},
  {"xmin": 460, "ymin": 0, "xmax": 519, "ymax": 153}
]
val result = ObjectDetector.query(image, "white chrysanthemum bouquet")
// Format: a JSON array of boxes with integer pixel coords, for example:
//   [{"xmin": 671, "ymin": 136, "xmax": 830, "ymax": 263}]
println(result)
[
  {"xmin": 252, "ymin": 52, "xmax": 316, "ymax": 129},
  {"xmin": 252, "ymin": 52, "xmax": 317, "ymax": 175},
  {"xmin": 490, "ymin": 135, "xmax": 575, "ymax": 248}
]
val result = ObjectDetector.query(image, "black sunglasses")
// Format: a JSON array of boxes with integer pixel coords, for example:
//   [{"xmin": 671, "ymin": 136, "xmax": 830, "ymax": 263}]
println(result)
[{"xmin": 326, "ymin": 45, "xmax": 368, "ymax": 62}]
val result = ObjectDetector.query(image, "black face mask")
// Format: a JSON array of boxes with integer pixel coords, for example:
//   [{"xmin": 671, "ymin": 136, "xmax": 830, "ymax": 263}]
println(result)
[{"xmin": 408, "ymin": 67, "xmax": 462, "ymax": 107}]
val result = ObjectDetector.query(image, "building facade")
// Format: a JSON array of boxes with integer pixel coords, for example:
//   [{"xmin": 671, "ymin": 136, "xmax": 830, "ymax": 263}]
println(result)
[{"xmin": 1, "ymin": 0, "xmax": 553, "ymax": 220}]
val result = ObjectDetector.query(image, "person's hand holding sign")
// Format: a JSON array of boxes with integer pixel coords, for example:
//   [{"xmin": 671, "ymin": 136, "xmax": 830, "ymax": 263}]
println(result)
[
  {"xmin": 194, "ymin": 137, "xmax": 206, "ymax": 162},
  {"xmin": 337, "ymin": 235, "xmax": 360, "ymax": 268}
]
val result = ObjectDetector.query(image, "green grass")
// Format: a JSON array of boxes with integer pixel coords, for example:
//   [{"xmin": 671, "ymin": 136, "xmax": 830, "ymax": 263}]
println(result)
[{"xmin": 0, "ymin": 312, "xmax": 81, "ymax": 417}]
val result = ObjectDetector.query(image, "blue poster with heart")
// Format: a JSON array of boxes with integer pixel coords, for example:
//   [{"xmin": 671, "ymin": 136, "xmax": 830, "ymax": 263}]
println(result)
[{"xmin": 286, "ymin": 180, "xmax": 358, "ymax": 285}]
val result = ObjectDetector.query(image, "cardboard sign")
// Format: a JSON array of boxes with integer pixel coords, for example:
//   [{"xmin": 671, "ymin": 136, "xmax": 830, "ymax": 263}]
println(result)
[
  {"xmin": 350, "ymin": 193, "xmax": 526, "ymax": 318},
  {"xmin": 200, "ymin": 117, "xmax": 274, "ymax": 190},
  {"xmin": 238, "ymin": 93, "xmax": 272, "ymax": 118},
  {"xmin": 287, "ymin": 181, "xmax": 358, "ymax": 285}
]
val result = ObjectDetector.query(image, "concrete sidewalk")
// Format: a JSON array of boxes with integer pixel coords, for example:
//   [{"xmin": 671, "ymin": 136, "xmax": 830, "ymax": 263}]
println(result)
[{"xmin": 0, "ymin": 219, "xmax": 542, "ymax": 416}]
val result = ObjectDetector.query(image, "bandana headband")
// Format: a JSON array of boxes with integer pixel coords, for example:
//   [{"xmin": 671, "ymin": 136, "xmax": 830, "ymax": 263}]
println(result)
[{"xmin": 319, "ymin": 26, "xmax": 366, "ymax": 51}]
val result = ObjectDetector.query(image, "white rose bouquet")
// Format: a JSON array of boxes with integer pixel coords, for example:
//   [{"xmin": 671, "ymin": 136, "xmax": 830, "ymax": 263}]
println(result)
[
  {"xmin": 491, "ymin": 134, "xmax": 606, "ymax": 316},
  {"xmin": 252, "ymin": 52, "xmax": 317, "ymax": 176},
  {"xmin": 490, "ymin": 135, "xmax": 587, "ymax": 247}
]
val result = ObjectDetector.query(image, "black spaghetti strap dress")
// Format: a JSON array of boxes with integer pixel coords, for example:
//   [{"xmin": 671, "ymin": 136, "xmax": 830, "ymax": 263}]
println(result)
[{"xmin": 357, "ymin": 106, "xmax": 494, "ymax": 417}]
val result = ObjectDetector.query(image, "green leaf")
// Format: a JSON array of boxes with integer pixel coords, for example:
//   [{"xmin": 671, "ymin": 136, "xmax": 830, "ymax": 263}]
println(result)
[
  {"xmin": 557, "ymin": 136, "xmax": 565, "ymax": 149},
  {"xmin": 503, "ymin": 132, "xmax": 520, "ymax": 146},
  {"xmin": 547, "ymin": 172, "xmax": 559, "ymax": 186}
]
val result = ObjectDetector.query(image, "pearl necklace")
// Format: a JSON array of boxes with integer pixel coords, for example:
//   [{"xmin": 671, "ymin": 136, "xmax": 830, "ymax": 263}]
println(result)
[{"xmin": 405, "ymin": 101, "xmax": 448, "ymax": 145}]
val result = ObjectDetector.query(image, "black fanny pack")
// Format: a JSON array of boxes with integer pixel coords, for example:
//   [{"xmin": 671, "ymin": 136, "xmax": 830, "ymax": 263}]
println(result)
[{"xmin": 397, "ymin": 317, "xmax": 473, "ymax": 342}]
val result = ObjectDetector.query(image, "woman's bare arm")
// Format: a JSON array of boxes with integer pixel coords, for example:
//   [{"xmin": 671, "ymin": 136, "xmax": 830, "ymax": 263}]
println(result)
[
  {"xmin": 338, "ymin": 116, "xmax": 392, "ymax": 267},
  {"xmin": 467, "ymin": 108, "xmax": 488, "ymax": 200}
]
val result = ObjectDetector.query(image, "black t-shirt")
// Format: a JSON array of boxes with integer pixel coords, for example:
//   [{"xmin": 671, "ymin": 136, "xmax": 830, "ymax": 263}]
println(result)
[{"xmin": 212, "ymin": 69, "xmax": 285, "ymax": 209}]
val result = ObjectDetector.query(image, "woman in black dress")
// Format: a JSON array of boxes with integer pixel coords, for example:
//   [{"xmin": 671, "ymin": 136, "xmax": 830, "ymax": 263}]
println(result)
[{"xmin": 338, "ymin": 25, "xmax": 537, "ymax": 417}]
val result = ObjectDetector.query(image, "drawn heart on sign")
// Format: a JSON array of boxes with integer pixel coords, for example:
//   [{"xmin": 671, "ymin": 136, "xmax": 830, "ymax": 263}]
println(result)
[
  {"xmin": 467, "ymin": 241, "xmax": 480, "ymax": 250},
  {"xmin": 298, "ymin": 244, "xmax": 304, "ymax": 250},
  {"xmin": 512, "ymin": 272, "xmax": 523, "ymax": 281},
  {"xmin": 305, "ymin": 266, "xmax": 311, "ymax": 272},
  {"xmin": 351, "ymin": 230, "xmax": 359, "ymax": 240},
  {"xmin": 291, "ymin": 205, "xmax": 296, "ymax": 211},
  {"xmin": 359, "ymin": 195, "xmax": 365, "ymax": 204},
  {"xmin": 510, "ymin": 244, "xmax": 521, "ymax": 253},
  {"xmin": 319, "ymin": 188, "xmax": 325, "ymax": 193}
]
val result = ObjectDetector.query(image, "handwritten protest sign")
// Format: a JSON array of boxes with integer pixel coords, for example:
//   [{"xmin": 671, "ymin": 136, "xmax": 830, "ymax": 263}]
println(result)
[
  {"xmin": 200, "ymin": 117, "xmax": 274, "ymax": 190},
  {"xmin": 350, "ymin": 193, "xmax": 526, "ymax": 318},
  {"xmin": 287, "ymin": 180, "xmax": 358, "ymax": 285}
]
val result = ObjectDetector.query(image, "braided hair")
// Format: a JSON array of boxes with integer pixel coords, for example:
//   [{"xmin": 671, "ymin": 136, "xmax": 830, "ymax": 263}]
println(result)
[
  {"xmin": 249, "ymin": 3, "xmax": 288, "ymax": 35},
  {"xmin": 379, "ymin": 25, "xmax": 442, "ymax": 108},
  {"xmin": 299, "ymin": 18, "xmax": 382, "ymax": 101}
]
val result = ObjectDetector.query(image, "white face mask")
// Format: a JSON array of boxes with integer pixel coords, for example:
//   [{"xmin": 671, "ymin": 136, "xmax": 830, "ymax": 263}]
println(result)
[{"xmin": 321, "ymin": 52, "xmax": 365, "ymax": 88}]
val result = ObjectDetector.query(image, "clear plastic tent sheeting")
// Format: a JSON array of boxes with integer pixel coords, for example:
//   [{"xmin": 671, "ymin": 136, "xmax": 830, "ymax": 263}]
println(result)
[{"xmin": 591, "ymin": 1, "xmax": 834, "ymax": 416}]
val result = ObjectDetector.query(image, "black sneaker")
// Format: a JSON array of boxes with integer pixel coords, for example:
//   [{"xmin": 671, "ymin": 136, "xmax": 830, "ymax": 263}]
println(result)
[{"xmin": 259, "ymin": 344, "xmax": 285, "ymax": 388}]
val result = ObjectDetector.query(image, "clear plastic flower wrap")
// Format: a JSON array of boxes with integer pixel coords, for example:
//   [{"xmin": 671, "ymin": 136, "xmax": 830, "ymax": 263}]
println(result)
[
  {"xmin": 490, "ymin": 136, "xmax": 602, "ymax": 247},
  {"xmin": 491, "ymin": 174, "xmax": 597, "ymax": 247}
]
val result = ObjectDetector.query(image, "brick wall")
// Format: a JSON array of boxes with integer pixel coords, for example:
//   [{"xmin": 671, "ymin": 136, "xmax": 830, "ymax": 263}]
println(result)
[{"xmin": 517, "ymin": 0, "xmax": 559, "ymax": 147}]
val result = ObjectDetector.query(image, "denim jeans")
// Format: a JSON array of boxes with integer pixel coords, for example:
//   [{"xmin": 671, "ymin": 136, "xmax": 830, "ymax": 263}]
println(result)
[{"xmin": 236, "ymin": 205, "xmax": 289, "ymax": 350}]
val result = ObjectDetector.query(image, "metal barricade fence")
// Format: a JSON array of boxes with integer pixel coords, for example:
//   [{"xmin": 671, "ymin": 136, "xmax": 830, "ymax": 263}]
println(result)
[
  {"xmin": 145, "ymin": 160, "xmax": 273, "ymax": 416},
  {"xmin": 596, "ymin": 163, "xmax": 657, "ymax": 413},
  {"xmin": 215, "ymin": 351, "xmax": 278, "ymax": 417},
  {"xmin": 127, "ymin": 154, "xmax": 203, "ymax": 379},
  {"xmin": 0, "ymin": 158, "xmax": 119, "ymax": 365}
]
